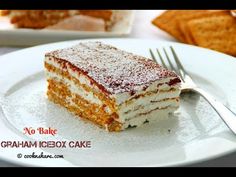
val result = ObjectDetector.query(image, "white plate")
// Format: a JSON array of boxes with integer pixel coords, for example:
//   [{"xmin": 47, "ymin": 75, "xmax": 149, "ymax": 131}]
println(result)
[
  {"xmin": 0, "ymin": 11, "xmax": 135, "ymax": 46},
  {"xmin": 0, "ymin": 38, "xmax": 236, "ymax": 167}
]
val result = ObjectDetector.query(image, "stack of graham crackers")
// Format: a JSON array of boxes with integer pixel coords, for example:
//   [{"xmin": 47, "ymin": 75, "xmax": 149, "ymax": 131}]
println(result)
[{"xmin": 152, "ymin": 10, "xmax": 236, "ymax": 56}]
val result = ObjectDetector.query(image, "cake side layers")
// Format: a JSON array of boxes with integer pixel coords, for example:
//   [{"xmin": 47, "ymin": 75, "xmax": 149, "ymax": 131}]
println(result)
[
  {"xmin": 45, "ymin": 58, "xmax": 122, "ymax": 131},
  {"xmin": 45, "ymin": 55, "xmax": 180, "ymax": 106},
  {"xmin": 46, "ymin": 79, "xmax": 122, "ymax": 131},
  {"xmin": 45, "ymin": 41, "xmax": 181, "ymax": 131},
  {"xmin": 45, "ymin": 41, "xmax": 181, "ymax": 96},
  {"xmin": 122, "ymin": 107, "xmax": 178, "ymax": 129},
  {"xmin": 45, "ymin": 55, "xmax": 180, "ymax": 131}
]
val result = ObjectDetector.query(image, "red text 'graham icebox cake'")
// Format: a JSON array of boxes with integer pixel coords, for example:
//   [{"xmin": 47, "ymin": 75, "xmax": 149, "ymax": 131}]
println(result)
[{"xmin": 44, "ymin": 41, "xmax": 181, "ymax": 132}]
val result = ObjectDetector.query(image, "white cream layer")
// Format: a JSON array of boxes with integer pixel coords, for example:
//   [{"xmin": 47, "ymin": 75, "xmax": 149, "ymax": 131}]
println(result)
[
  {"xmin": 118, "ymin": 89, "xmax": 180, "ymax": 112},
  {"xmin": 118, "ymin": 99, "xmax": 179, "ymax": 122},
  {"xmin": 46, "ymin": 69, "xmax": 179, "ymax": 117},
  {"xmin": 45, "ymin": 57, "xmax": 181, "ymax": 105},
  {"xmin": 46, "ymin": 71, "xmax": 103, "ymax": 105},
  {"xmin": 45, "ymin": 58, "xmax": 181, "ymax": 128},
  {"xmin": 122, "ymin": 107, "xmax": 178, "ymax": 129}
]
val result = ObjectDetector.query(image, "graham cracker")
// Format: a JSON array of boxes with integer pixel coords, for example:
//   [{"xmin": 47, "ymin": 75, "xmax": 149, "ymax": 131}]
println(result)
[
  {"xmin": 152, "ymin": 10, "xmax": 215, "ymax": 42},
  {"xmin": 187, "ymin": 12, "xmax": 236, "ymax": 56},
  {"xmin": 178, "ymin": 10, "xmax": 229, "ymax": 44}
]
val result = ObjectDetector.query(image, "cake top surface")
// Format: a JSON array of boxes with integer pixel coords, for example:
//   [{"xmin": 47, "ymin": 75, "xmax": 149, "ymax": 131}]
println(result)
[{"xmin": 46, "ymin": 41, "xmax": 180, "ymax": 94}]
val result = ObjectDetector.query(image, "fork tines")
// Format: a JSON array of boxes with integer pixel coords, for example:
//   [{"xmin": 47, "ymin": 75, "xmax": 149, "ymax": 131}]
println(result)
[{"xmin": 149, "ymin": 47, "xmax": 187, "ymax": 81}]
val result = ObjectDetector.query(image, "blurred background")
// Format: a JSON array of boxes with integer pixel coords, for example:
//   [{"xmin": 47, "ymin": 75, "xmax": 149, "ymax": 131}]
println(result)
[{"xmin": 0, "ymin": 10, "xmax": 235, "ymax": 56}]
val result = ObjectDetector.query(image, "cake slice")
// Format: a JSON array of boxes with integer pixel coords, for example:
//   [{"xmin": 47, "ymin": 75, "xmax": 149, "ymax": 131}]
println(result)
[
  {"xmin": 44, "ymin": 41, "xmax": 181, "ymax": 132},
  {"xmin": 0, "ymin": 10, "xmax": 125, "ymax": 31}
]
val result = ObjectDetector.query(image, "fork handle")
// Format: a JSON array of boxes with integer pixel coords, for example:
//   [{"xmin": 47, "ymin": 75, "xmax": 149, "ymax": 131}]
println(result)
[{"xmin": 192, "ymin": 87, "xmax": 236, "ymax": 134}]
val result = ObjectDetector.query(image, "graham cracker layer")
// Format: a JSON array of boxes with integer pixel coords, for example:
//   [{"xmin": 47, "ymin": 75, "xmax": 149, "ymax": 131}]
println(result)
[{"xmin": 47, "ymin": 78, "xmax": 122, "ymax": 132}]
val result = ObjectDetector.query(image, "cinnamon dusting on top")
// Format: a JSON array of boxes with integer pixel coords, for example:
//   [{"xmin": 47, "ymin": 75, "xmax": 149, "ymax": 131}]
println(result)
[{"xmin": 45, "ymin": 41, "xmax": 180, "ymax": 94}]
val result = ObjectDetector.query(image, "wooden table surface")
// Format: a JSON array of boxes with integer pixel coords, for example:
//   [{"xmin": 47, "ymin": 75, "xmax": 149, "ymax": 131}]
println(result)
[{"xmin": 0, "ymin": 10, "xmax": 236, "ymax": 167}]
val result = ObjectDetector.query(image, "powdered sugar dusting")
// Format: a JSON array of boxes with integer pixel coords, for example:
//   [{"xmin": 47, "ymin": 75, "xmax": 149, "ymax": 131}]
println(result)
[{"xmin": 45, "ymin": 41, "xmax": 180, "ymax": 94}]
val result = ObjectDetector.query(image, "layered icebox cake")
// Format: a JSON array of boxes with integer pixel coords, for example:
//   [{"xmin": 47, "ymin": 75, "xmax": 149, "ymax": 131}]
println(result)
[
  {"xmin": 1, "ymin": 10, "xmax": 128, "ymax": 31},
  {"xmin": 44, "ymin": 41, "xmax": 181, "ymax": 132}
]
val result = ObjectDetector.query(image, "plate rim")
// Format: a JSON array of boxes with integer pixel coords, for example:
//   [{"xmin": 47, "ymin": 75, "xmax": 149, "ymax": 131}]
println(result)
[{"xmin": 0, "ymin": 38, "xmax": 236, "ymax": 167}]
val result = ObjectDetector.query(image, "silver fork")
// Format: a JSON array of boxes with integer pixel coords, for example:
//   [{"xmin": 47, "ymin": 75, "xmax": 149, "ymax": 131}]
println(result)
[{"xmin": 150, "ymin": 47, "xmax": 236, "ymax": 134}]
